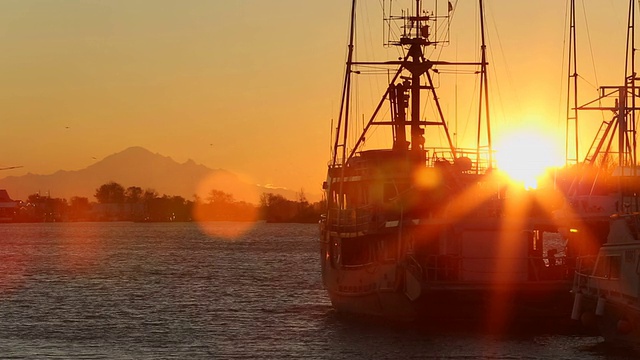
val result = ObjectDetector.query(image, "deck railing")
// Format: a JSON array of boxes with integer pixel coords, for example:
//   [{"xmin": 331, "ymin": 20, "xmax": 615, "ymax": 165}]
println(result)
[
  {"xmin": 425, "ymin": 147, "xmax": 494, "ymax": 174},
  {"xmin": 327, "ymin": 147, "xmax": 495, "ymax": 175}
]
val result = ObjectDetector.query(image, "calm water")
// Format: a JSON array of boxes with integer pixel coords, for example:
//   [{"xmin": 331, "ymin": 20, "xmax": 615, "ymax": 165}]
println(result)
[{"xmin": 0, "ymin": 221, "xmax": 633, "ymax": 359}]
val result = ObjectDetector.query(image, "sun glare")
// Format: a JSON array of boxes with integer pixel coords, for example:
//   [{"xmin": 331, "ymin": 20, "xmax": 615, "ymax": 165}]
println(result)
[{"xmin": 494, "ymin": 125, "xmax": 563, "ymax": 189}]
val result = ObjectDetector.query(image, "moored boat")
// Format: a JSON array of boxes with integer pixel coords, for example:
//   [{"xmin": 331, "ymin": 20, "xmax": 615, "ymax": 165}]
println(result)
[
  {"xmin": 553, "ymin": 0, "xmax": 640, "ymax": 263},
  {"xmin": 572, "ymin": 212, "xmax": 640, "ymax": 351},
  {"xmin": 567, "ymin": 0, "xmax": 640, "ymax": 350},
  {"xmin": 319, "ymin": 0, "xmax": 573, "ymax": 328}
]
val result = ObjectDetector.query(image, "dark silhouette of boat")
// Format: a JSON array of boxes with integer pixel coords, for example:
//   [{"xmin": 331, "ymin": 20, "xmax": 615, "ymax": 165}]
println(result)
[{"xmin": 319, "ymin": 0, "xmax": 573, "ymax": 328}]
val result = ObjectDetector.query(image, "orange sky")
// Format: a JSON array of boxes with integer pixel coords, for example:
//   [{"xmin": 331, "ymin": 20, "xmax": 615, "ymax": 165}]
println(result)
[{"xmin": 0, "ymin": 0, "xmax": 634, "ymax": 196}]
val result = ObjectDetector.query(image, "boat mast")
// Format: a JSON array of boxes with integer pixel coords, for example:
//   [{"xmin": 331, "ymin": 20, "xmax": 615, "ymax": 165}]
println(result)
[
  {"xmin": 612, "ymin": 0, "xmax": 637, "ymax": 174},
  {"xmin": 566, "ymin": 0, "xmax": 579, "ymax": 166},
  {"xmin": 409, "ymin": 0, "xmax": 425, "ymax": 157},
  {"xmin": 332, "ymin": 0, "xmax": 357, "ymax": 168},
  {"xmin": 477, "ymin": 0, "xmax": 492, "ymax": 169},
  {"xmin": 623, "ymin": 0, "xmax": 636, "ymax": 169},
  {"xmin": 623, "ymin": 0, "xmax": 638, "ymax": 210},
  {"xmin": 565, "ymin": 0, "xmax": 640, "ymax": 209},
  {"xmin": 409, "ymin": 0, "xmax": 426, "ymax": 155},
  {"xmin": 337, "ymin": 1, "xmax": 486, "ymax": 166}
]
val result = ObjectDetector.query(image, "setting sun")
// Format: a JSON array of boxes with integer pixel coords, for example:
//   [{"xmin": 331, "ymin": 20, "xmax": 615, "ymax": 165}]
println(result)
[{"xmin": 494, "ymin": 125, "xmax": 564, "ymax": 189}]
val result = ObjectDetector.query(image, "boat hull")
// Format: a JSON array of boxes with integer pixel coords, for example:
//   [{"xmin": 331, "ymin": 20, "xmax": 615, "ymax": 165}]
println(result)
[
  {"xmin": 578, "ymin": 294, "xmax": 640, "ymax": 351},
  {"xmin": 326, "ymin": 288, "xmax": 417, "ymax": 322},
  {"xmin": 321, "ymin": 212, "xmax": 575, "ymax": 325},
  {"xmin": 416, "ymin": 282, "xmax": 573, "ymax": 322},
  {"xmin": 325, "ymin": 280, "xmax": 574, "ymax": 330}
]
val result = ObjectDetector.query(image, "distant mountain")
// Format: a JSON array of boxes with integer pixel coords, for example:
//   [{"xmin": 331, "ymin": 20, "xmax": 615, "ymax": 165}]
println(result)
[{"xmin": 0, "ymin": 146, "xmax": 308, "ymax": 203}]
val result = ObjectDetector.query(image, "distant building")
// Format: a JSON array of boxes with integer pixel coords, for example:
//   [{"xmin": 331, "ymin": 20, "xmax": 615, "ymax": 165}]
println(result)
[{"xmin": 0, "ymin": 189, "xmax": 20, "ymax": 222}]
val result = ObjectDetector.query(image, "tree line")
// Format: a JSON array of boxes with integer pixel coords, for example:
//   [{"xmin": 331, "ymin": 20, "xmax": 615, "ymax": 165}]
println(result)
[{"xmin": 9, "ymin": 181, "xmax": 324, "ymax": 223}]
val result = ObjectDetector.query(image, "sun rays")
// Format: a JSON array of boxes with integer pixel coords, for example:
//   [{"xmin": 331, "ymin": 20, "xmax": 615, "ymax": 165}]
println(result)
[{"xmin": 411, "ymin": 167, "xmax": 599, "ymax": 332}]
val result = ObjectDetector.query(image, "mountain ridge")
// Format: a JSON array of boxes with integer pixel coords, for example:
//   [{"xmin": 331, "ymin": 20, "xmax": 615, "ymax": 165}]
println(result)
[{"xmin": 0, "ymin": 147, "xmax": 314, "ymax": 203}]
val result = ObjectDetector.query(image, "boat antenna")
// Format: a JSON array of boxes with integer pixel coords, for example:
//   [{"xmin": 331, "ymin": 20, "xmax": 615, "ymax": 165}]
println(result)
[{"xmin": 565, "ymin": 0, "xmax": 579, "ymax": 166}]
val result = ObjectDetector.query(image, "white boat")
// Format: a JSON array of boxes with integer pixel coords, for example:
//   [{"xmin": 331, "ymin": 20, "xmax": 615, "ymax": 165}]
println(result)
[
  {"xmin": 320, "ymin": 0, "xmax": 572, "ymax": 327},
  {"xmin": 572, "ymin": 212, "xmax": 640, "ymax": 351}
]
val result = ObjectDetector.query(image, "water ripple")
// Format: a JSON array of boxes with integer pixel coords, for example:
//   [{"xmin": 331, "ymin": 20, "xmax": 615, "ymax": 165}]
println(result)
[{"xmin": 0, "ymin": 222, "xmax": 622, "ymax": 359}]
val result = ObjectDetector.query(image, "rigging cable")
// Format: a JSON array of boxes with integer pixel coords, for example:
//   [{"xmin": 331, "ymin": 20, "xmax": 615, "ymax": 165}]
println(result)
[
  {"xmin": 557, "ymin": 0, "xmax": 571, "ymax": 136},
  {"xmin": 580, "ymin": 0, "xmax": 605, "ymax": 127},
  {"xmin": 484, "ymin": 1, "xmax": 512, "ymax": 136}
]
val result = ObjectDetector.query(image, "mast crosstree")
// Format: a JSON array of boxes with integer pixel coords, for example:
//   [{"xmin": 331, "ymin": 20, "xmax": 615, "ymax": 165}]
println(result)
[{"xmin": 333, "ymin": 0, "xmax": 491, "ymax": 173}]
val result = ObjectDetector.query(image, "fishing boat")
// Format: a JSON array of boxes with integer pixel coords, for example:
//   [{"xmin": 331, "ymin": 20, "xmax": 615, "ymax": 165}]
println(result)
[
  {"xmin": 319, "ymin": 0, "xmax": 572, "ymax": 327},
  {"xmin": 553, "ymin": 0, "xmax": 640, "ymax": 265},
  {"xmin": 569, "ymin": 0, "xmax": 640, "ymax": 350}
]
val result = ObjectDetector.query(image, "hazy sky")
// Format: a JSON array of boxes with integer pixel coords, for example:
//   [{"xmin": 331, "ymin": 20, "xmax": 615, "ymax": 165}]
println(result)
[{"xmin": 0, "ymin": 0, "xmax": 632, "ymax": 194}]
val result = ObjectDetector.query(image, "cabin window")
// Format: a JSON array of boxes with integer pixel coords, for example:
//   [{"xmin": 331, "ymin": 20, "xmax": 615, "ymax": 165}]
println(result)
[
  {"xmin": 329, "ymin": 189, "xmax": 341, "ymax": 208},
  {"xmin": 330, "ymin": 237, "xmax": 341, "ymax": 268},
  {"xmin": 344, "ymin": 186, "xmax": 356, "ymax": 208},
  {"xmin": 594, "ymin": 255, "xmax": 621, "ymax": 279},
  {"xmin": 379, "ymin": 236, "xmax": 399, "ymax": 261},
  {"xmin": 610, "ymin": 256, "xmax": 621, "ymax": 279},
  {"xmin": 344, "ymin": 183, "xmax": 369, "ymax": 208},
  {"xmin": 341, "ymin": 237, "xmax": 372, "ymax": 266},
  {"xmin": 360, "ymin": 185, "xmax": 369, "ymax": 206},
  {"xmin": 330, "ymin": 183, "xmax": 369, "ymax": 209}
]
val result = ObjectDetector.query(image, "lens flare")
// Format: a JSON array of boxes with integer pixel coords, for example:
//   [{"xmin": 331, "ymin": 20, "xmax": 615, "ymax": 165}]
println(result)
[
  {"xmin": 413, "ymin": 166, "xmax": 443, "ymax": 189},
  {"xmin": 193, "ymin": 171, "xmax": 259, "ymax": 239}
]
